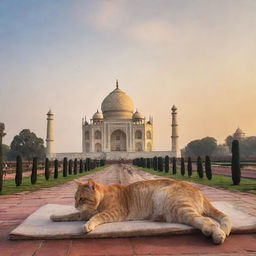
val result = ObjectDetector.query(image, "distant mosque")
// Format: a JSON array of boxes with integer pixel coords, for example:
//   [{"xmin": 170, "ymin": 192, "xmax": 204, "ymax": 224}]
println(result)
[{"xmin": 45, "ymin": 80, "xmax": 179, "ymax": 160}]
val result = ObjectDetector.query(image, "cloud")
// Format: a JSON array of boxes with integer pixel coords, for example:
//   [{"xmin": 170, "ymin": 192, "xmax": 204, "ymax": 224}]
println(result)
[
  {"xmin": 127, "ymin": 19, "xmax": 175, "ymax": 45},
  {"xmin": 87, "ymin": 0, "xmax": 127, "ymax": 30}
]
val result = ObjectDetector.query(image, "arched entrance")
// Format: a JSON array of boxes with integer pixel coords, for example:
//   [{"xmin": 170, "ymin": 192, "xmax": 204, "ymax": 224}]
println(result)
[{"xmin": 111, "ymin": 129, "xmax": 127, "ymax": 151}]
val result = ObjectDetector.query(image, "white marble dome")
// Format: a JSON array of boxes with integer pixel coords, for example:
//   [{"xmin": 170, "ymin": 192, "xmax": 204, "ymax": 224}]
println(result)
[
  {"xmin": 133, "ymin": 110, "xmax": 144, "ymax": 120},
  {"xmin": 101, "ymin": 83, "xmax": 134, "ymax": 119},
  {"xmin": 92, "ymin": 110, "xmax": 103, "ymax": 120}
]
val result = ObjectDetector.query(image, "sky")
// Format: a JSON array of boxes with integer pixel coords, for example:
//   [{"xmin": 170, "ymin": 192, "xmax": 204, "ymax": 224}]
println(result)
[{"xmin": 0, "ymin": 0, "xmax": 256, "ymax": 152}]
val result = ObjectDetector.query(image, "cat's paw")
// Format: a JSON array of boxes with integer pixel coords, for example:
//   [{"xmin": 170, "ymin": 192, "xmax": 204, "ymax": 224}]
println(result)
[
  {"xmin": 83, "ymin": 222, "xmax": 95, "ymax": 233},
  {"xmin": 212, "ymin": 228, "xmax": 226, "ymax": 245}
]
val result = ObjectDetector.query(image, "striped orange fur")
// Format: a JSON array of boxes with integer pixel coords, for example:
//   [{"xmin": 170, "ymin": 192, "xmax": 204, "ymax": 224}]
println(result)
[{"xmin": 51, "ymin": 178, "xmax": 232, "ymax": 244}]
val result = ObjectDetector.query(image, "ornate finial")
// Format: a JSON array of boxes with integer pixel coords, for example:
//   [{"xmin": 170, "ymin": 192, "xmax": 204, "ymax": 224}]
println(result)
[{"xmin": 116, "ymin": 79, "xmax": 119, "ymax": 88}]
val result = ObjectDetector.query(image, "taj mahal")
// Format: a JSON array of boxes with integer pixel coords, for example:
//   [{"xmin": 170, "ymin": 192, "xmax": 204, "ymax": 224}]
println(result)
[{"xmin": 46, "ymin": 81, "xmax": 180, "ymax": 160}]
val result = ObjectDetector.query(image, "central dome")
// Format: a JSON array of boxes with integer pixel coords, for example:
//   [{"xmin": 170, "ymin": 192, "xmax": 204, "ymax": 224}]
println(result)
[{"xmin": 101, "ymin": 82, "xmax": 134, "ymax": 119}]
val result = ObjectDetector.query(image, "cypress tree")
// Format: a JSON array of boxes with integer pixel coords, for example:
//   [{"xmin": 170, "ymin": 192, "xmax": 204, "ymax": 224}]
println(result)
[
  {"xmin": 63, "ymin": 157, "xmax": 68, "ymax": 177},
  {"xmin": 164, "ymin": 156, "xmax": 170, "ymax": 172},
  {"xmin": 54, "ymin": 159, "xmax": 58, "ymax": 179},
  {"xmin": 158, "ymin": 157, "xmax": 163, "ymax": 171},
  {"xmin": 15, "ymin": 155, "xmax": 23, "ymax": 186},
  {"xmin": 45, "ymin": 157, "xmax": 50, "ymax": 180},
  {"xmin": 84, "ymin": 159, "xmax": 87, "ymax": 171},
  {"xmin": 197, "ymin": 156, "xmax": 203, "ymax": 178},
  {"xmin": 88, "ymin": 158, "xmax": 92, "ymax": 170},
  {"xmin": 31, "ymin": 157, "xmax": 38, "ymax": 184},
  {"xmin": 79, "ymin": 159, "xmax": 83, "ymax": 173},
  {"xmin": 146, "ymin": 158, "xmax": 151, "ymax": 169},
  {"xmin": 172, "ymin": 157, "xmax": 177, "ymax": 174},
  {"xmin": 231, "ymin": 140, "xmax": 241, "ymax": 185},
  {"xmin": 153, "ymin": 156, "xmax": 158, "ymax": 171},
  {"xmin": 187, "ymin": 157, "xmax": 192, "ymax": 177},
  {"xmin": 74, "ymin": 158, "xmax": 78, "ymax": 175},
  {"xmin": 180, "ymin": 157, "xmax": 185, "ymax": 176},
  {"xmin": 68, "ymin": 159, "xmax": 73, "ymax": 175},
  {"xmin": 205, "ymin": 156, "xmax": 212, "ymax": 180},
  {"xmin": 142, "ymin": 158, "xmax": 146, "ymax": 168}
]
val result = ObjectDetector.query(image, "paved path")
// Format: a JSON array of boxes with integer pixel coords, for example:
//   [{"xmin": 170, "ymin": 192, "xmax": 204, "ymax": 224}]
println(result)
[{"xmin": 0, "ymin": 164, "xmax": 255, "ymax": 256}]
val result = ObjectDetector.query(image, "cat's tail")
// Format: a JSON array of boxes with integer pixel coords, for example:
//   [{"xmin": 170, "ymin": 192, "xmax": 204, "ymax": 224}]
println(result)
[{"xmin": 203, "ymin": 197, "xmax": 232, "ymax": 237}]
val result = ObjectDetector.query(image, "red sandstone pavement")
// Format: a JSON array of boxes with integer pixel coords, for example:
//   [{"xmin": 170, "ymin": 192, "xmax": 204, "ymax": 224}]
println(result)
[{"xmin": 0, "ymin": 164, "xmax": 256, "ymax": 256}]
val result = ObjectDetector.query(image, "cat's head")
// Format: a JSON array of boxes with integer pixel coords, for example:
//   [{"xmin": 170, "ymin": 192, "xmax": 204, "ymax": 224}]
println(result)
[{"xmin": 74, "ymin": 178, "xmax": 102, "ymax": 212}]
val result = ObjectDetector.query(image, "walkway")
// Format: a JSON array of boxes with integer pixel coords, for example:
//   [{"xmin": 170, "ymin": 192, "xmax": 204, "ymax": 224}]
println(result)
[{"xmin": 0, "ymin": 164, "xmax": 255, "ymax": 256}]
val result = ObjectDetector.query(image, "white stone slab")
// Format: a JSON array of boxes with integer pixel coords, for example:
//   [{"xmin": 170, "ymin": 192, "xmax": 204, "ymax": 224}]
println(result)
[{"xmin": 10, "ymin": 202, "xmax": 256, "ymax": 240}]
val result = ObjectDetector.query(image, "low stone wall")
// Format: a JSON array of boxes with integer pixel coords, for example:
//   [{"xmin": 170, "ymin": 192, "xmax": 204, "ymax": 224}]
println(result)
[{"xmin": 50, "ymin": 151, "xmax": 174, "ymax": 160}]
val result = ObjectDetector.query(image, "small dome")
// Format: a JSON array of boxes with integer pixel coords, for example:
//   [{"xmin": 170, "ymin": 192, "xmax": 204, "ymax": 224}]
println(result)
[
  {"xmin": 171, "ymin": 105, "xmax": 177, "ymax": 111},
  {"xmin": 133, "ymin": 110, "xmax": 144, "ymax": 120},
  {"xmin": 101, "ymin": 81, "xmax": 134, "ymax": 119},
  {"xmin": 233, "ymin": 127, "xmax": 245, "ymax": 139},
  {"xmin": 93, "ymin": 110, "xmax": 103, "ymax": 120}
]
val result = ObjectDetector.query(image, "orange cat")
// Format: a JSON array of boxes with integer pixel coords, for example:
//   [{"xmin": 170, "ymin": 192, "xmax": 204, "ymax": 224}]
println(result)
[{"xmin": 51, "ymin": 178, "xmax": 231, "ymax": 244}]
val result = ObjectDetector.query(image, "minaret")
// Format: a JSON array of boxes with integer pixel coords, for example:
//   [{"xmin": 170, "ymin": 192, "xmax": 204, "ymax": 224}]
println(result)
[
  {"xmin": 171, "ymin": 105, "xmax": 179, "ymax": 157},
  {"xmin": 46, "ymin": 109, "xmax": 54, "ymax": 158}
]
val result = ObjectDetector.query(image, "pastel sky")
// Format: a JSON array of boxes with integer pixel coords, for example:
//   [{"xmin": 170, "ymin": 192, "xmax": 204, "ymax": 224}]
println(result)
[{"xmin": 0, "ymin": 0, "xmax": 256, "ymax": 152}]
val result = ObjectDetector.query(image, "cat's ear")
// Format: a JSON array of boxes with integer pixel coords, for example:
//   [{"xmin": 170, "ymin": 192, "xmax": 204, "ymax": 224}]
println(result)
[
  {"xmin": 88, "ymin": 178, "xmax": 95, "ymax": 191},
  {"xmin": 74, "ymin": 179, "xmax": 85, "ymax": 186}
]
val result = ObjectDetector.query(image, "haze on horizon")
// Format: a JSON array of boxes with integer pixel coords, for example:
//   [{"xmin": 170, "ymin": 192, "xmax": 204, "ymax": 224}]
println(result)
[{"xmin": 0, "ymin": 0, "xmax": 255, "ymax": 153}]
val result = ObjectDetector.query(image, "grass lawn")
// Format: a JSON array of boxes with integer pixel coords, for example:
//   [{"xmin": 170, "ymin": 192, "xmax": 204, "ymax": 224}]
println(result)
[
  {"xmin": 137, "ymin": 167, "xmax": 256, "ymax": 194},
  {"xmin": 0, "ymin": 166, "xmax": 107, "ymax": 195}
]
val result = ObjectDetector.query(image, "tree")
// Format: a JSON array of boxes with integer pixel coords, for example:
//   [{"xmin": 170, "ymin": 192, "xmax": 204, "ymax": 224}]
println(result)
[
  {"xmin": 31, "ymin": 157, "xmax": 38, "ymax": 184},
  {"xmin": 8, "ymin": 129, "xmax": 45, "ymax": 161},
  {"xmin": 180, "ymin": 157, "xmax": 185, "ymax": 176},
  {"xmin": 231, "ymin": 140, "xmax": 241, "ymax": 185},
  {"xmin": 185, "ymin": 137, "xmax": 217, "ymax": 157},
  {"xmin": 45, "ymin": 158, "xmax": 50, "ymax": 180},
  {"xmin": 164, "ymin": 156, "xmax": 169, "ymax": 172},
  {"xmin": 74, "ymin": 158, "xmax": 78, "ymax": 175},
  {"xmin": 63, "ymin": 157, "xmax": 68, "ymax": 177},
  {"xmin": 172, "ymin": 157, "xmax": 177, "ymax": 174},
  {"xmin": 68, "ymin": 159, "xmax": 73, "ymax": 175},
  {"xmin": 157, "ymin": 157, "xmax": 163, "ymax": 171},
  {"xmin": 153, "ymin": 157, "xmax": 158, "ymax": 171},
  {"xmin": 2, "ymin": 144, "xmax": 10, "ymax": 161},
  {"xmin": 197, "ymin": 156, "xmax": 203, "ymax": 178},
  {"xmin": 15, "ymin": 155, "xmax": 23, "ymax": 186},
  {"xmin": 146, "ymin": 158, "xmax": 151, "ymax": 169},
  {"xmin": 205, "ymin": 156, "xmax": 212, "ymax": 180},
  {"xmin": 187, "ymin": 157, "xmax": 192, "ymax": 177},
  {"xmin": 54, "ymin": 159, "xmax": 58, "ymax": 179},
  {"xmin": 79, "ymin": 159, "xmax": 83, "ymax": 173}
]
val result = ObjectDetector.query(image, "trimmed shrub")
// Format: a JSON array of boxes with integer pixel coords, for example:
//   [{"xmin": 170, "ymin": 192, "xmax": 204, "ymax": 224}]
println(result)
[
  {"xmin": 180, "ymin": 157, "xmax": 185, "ymax": 176},
  {"xmin": 231, "ymin": 140, "xmax": 241, "ymax": 185},
  {"xmin": 68, "ymin": 159, "xmax": 73, "ymax": 175},
  {"xmin": 146, "ymin": 158, "xmax": 151, "ymax": 169},
  {"xmin": 187, "ymin": 157, "xmax": 192, "ymax": 177},
  {"xmin": 100, "ymin": 159, "xmax": 105, "ymax": 166},
  {"xmin": 79, "ymin": 159, "xmax": 83, "ymax": 173},
  {"xmin": 74, "ymin": 158, "xmax": 78, "ymax": 175},
  {"xmin": 164, "ymin": 156, "xmax": 170, "ymax": 172},
  {"xmin": 87, "ymin": 158, "xmax": 91, "ymax": 171},
  {"xmin": 205, "ymin": 156, "xmax": 212, "ymax": 180},
  {"xmin": 15, "ymin": 155, "xmax": 23, "ymax": 186},
  {"xmin": 31, "ymin": 157, "xmax": 38, "ymax": 184},
  {"xmin": 157, "ymin": 157, "xmax": 163, "ymax": 171},
  {"xmin": 54, "ymin": 159, "xmax": 58, "ymax": 179},
  {"xmin": 197, "ymin": 156, "xmax": 203, "ymax": 178},
  {"xmin": 153, "ymin": 157, "xmax": 158, "ymax": 171},
  {"xmin": 45, "ymin": 158, "xmax": 50, "ymax": 180},
  {"xmin": 63, "ymin": 157, "xmax": 68, "ymax": 177},
  {"xmin": 172, "ymin": 157, "xmax": 177, "ymax": 174},
  {"xmin": 84, "ymin": 159, "xmax": 88, "ymax": 171},
  {"xmin": 141, "ymin": 158, "xmax": 146, "ymax": 168}
]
